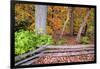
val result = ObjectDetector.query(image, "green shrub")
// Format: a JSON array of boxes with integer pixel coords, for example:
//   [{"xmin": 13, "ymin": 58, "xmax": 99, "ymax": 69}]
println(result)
[
  {"xmin": 15, "ymin": 30, "xmax": 53, "ymax": 55},
  {"xmin": 80, "ymin": 36, "xmax": 90, "ymax": 44},
  {"xmin": 36, "ymin": 34, "xmax": 53, "ymax": 47},
  {"xmin": 56, "ymin": 39, "xmax": 65, "ymax": 45}
]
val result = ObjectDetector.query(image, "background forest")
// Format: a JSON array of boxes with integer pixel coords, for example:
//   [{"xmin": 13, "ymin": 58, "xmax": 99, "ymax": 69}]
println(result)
[{"xmin": 15, "ymin": 4, "xmax": 95, "ymax": 55}]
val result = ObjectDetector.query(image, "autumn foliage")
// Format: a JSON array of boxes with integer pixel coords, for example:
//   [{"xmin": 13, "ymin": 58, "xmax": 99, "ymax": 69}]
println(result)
[{"xmin": 15, "ymin": 4, "xmax": 95, "ymax": 44}]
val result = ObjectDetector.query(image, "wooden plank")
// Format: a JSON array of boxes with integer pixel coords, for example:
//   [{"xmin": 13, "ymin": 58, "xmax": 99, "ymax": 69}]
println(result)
[
  {"xmin": 21, "ymin": 58, "xmax": 39, "ymax": 65},
  {"xmin": 46, "ymin": 44, "xmax": 94, "ymax": 49},
  {"xmin": 42, "ymin": 50, "xmax": 94, "ymax": 57},
  {"xmin": 43, "ymin": 48, "xmax": 94, "ymax": 53},
  {"xmin": 15, "ymin": 53, "xmax": 44, "ymax": 66},
  {"xmin": 15, "ymin": 45, "xmax": 46, "ymax": 61}
]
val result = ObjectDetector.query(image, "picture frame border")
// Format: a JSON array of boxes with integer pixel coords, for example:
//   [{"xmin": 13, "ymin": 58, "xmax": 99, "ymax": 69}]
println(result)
[{"xmin": 10, "ymin": 0, "xmax": 97, "ymax": 69}]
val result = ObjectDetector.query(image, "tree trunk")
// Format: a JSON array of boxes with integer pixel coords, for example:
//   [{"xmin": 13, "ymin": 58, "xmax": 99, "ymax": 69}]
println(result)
[
  {"xmin": 35, "ymin": 5, "xmax": 48, "ymax": 34},
  {"xmin": 69, "ymin": 7, "xmax": 74, "ymax": 36},
  {"xmin": 76, "ymin": 8, "xmax": 91, "ymax": 42},
  {"xmin": 82, "ymin": 24, "xmax": 87, "ymax": 36},
  {"xmin": 60, "ymin": 7, "xmax": 70, "ymax": 39}
]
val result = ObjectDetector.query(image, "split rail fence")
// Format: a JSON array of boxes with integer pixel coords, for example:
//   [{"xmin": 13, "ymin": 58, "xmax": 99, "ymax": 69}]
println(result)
[{"xmin": 15, "ymin": 44, "xmax": 94, "ymax": 66}]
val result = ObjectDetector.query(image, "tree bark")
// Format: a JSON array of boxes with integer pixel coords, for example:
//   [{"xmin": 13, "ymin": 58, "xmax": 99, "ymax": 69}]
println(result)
[
  {"xmin": 76, "ymin": 8, "xmax": 91, "ymax": 42},
  {"xmin": 69, "ymin": 7, "xmax": 74, "ymax": 36},
  {"xmin": 82, "ymin": 24, "xmax": 87, "ymax": 36},
  {"xmin": 35, "ymin": 5, "xmax": 48, "ymax": 34}
]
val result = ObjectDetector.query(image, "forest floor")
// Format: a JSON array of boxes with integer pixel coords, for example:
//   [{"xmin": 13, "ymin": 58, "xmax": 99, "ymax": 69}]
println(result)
[
  {"xmin": 65, "ymin": 35, "xmax": 77, "ymax": 45},
  {"xmin": 33, "ymin": 54, "xmax": 94, "ymax": 64},
  {"xmin": 56, "ymin": 34, "xmax": 94, "ymax": 45}
]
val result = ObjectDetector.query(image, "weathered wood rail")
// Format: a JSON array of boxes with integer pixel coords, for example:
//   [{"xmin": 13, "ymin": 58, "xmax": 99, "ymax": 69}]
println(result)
[
  {"xmin": 15, "ymin": 44, "xmax": 94, "ymax": 66},
  {"xmin": 15, "ymin": 45, "xmax": 46, "ymax": 61}
]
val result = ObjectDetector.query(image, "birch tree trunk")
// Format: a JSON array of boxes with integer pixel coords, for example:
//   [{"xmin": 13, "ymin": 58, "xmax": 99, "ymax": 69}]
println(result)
[
  {"xmin": 76, "ymin": 8, "xmax": 91, "ymax": 42},
  {"xmin": 35, "ymin": 5, "xmax": 48, "ymax": 34},
  {"xmin": 60, "ymin": 7, "xmax": 70, "ymax": 39}
]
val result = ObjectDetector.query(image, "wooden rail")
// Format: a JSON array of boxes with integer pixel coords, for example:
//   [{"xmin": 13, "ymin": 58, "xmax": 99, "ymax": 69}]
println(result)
[
  {"xmin": 42, "ymin": 50, "xmax": 94, "ymax": 56},
  {"xmin": 43, "ymin": 48, "xmax": 94, "ymax": 53},
  {"xmin": 15, "ymin": 53, "xmax": 44, "ymax": 66},
  {"xmin": 46, "ymin": 44, "xmax": 94, "ymax": 49},
  {"xmin": 15, "ymin": 45, "xmax": 46, "ymax": 61},
  {"xmin": 15, "ymin": 44, "xmax": 94, "ymax": 66}
]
